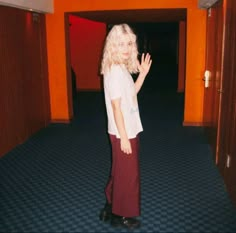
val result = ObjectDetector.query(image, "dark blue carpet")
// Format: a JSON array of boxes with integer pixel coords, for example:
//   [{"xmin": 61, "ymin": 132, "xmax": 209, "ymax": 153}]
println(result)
[{"xmin": 1, "ymin": 90, "xmax": 236, "ymax": 233}]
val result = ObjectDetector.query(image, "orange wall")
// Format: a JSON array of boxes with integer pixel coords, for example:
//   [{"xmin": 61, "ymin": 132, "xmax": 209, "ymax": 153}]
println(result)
[
  {"xmin": 69, "ymin": 16, "xmax": 106, "ymax": 90},
  {"xmin": 184, "ymin": 8, "xmax": 206, "ymax": 125},
  {"xmin": 46, "ymin": 0, "xmax": 207, "ymax": 123}
]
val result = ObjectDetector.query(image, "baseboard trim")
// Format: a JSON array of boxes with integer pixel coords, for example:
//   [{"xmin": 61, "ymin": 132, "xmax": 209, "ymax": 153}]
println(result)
[
  {"xmin": 183, "ymin": 121, "xmax": 212, "ymax": 127},
  {"xmin": 183, "ymin": 121, "xmax": 204, "ymax": 126},
  {"xmin": 78, "ymin": 88, "xmax": 101, "ymax": 92},
  {"xmin": 51, "ymin": 119, "xmax": 71, "ymax": 124}
]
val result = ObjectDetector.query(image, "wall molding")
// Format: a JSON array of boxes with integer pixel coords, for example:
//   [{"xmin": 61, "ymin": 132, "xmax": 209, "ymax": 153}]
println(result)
[{"xmin": 182, "ymin": 121, "xmax": 211, "ymax": 127}]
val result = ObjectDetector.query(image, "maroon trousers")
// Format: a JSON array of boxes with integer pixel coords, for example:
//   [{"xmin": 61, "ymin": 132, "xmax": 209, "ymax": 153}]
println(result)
[{"xmin": 105, "ymin": 134, "xmax": 141, "ymax": 217}]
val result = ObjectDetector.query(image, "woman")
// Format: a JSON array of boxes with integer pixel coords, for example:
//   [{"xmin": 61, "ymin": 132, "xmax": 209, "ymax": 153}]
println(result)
[{"xmin": 99, "ymin": 23, "xmax": 152, "ymax": 229}]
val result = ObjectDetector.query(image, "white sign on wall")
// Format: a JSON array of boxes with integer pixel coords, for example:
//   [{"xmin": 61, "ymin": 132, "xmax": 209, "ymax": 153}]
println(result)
[
  {"xmin": 0, "ymin": 0, "xmax": 54, "ymax": 13},
  {"xmin": 198, "ymin": 0, "xmax": 219, "ymax": 8}
]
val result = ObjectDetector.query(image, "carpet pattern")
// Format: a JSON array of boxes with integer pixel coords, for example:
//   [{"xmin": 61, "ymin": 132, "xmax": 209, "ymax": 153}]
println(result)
[{"xmin": 1, "ymin": 90, "xmax": 236, "ymax": 233}]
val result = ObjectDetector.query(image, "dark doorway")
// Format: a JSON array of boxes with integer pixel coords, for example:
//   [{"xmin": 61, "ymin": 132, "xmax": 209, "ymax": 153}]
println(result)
[{"xmin": 132, "ymin": 22, "xmax": 179, "ymax": 91}]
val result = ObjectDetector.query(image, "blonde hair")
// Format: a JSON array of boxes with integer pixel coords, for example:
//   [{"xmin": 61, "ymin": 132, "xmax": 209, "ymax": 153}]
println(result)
[{"xmin": 100, "ymin": 24, "xmax": 139, "ymax": 75}]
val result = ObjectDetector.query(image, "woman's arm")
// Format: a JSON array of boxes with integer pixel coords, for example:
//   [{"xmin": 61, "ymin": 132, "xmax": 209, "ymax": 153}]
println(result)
[{"xmin": 111, "ymin": 98, "xmax": 132, "ymax": 155}]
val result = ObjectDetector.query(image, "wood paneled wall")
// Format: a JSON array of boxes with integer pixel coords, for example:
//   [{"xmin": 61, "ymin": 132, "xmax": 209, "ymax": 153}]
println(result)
[
  {"xmin": 217, "ymin": 0, "xmax": 236, "ymax": 206},
  {"xmin": 203, "ymin": 1, "xmax": 223, "ymax": 161},
  {"xmin": 0, "ymin": 6, "xmax": 50, "ymax": 157}
]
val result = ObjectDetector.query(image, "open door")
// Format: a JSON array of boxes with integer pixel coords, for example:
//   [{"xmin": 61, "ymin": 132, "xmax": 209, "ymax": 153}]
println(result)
[
  {"xmin": 64, "ymin": 13, "xmax": 106, "ymax": 119},
  {"xmin": 202, "ymin": 1, "xmax": 223, "ymax": 162}
]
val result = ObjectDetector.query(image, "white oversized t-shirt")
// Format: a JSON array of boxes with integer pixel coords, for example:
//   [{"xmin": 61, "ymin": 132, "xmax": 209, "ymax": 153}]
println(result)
[{"xmin": 103, "ymin": 64, "xmax": 143, "ymax": 139}]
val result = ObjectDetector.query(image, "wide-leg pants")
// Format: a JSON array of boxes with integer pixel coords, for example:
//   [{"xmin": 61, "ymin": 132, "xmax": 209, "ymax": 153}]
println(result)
[{"xmin": 105, "ymin": 134, "xmax": 141, "ymax": 217}]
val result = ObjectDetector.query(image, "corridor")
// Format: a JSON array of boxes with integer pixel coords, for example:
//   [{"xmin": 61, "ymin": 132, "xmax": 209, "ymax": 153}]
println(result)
[{"xmin": 1, "ymin": 87, "xmax": 236, "ymax": 232}]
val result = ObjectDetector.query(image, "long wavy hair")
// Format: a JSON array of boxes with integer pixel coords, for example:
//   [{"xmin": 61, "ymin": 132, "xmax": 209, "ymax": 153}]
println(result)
[{"xmin": 100, "ymin": 24, "xmax": 139, "ymax": 75}]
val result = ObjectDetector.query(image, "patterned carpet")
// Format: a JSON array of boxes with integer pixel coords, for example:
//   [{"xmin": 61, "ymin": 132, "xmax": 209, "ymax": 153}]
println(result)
[{"xmin": 1, "ymin": 89, "xmax": 236, "ymax": 233}]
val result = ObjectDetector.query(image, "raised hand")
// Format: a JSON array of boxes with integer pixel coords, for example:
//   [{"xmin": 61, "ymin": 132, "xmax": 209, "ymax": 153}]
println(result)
[{"xmin": 137, "ymin": 53, "xmax": 152, "ymax": 77}]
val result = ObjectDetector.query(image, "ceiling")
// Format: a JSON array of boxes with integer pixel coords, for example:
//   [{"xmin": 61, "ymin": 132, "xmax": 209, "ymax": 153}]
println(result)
[{"xmin": 73, "ymin": 9, "xmax": 187, "ymax": 24}]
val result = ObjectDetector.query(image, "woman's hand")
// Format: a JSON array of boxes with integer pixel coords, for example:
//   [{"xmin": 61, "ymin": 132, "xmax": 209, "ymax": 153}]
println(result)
[
  {"xmin": 137, "ymin": 53, "xmax": 152, "ymax": 77},
  {"xmin": 121, "ymin": 138, "xmax": 132, "ymax": 155}
]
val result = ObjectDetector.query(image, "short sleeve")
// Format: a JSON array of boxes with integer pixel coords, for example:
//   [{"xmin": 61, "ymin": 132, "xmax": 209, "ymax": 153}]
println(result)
[{"xmin": 107, "ymin": 66, "xmax": 122, "ymax": 100}]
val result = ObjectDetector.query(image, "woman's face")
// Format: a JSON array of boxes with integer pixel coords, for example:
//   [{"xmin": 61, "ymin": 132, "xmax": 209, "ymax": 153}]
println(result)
[{"xmin": 117, "ymin": 34, "xmax": 133, "ymax": 62}]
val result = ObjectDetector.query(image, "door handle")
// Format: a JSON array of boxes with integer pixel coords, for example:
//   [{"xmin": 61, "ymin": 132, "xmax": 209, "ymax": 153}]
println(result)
[{"xmin": 203, "ymin": 70, "xmax": 211, "ymax": 88}]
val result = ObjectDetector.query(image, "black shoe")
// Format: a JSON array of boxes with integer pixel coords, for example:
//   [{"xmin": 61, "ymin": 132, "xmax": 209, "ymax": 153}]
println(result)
[
  {"xmin": 99, "ymin": 203, "xmax": 112, "ymax": 222},
  {"xmin": 111, "ymin": 215, "xmax": 141, "ymax": 229}
]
